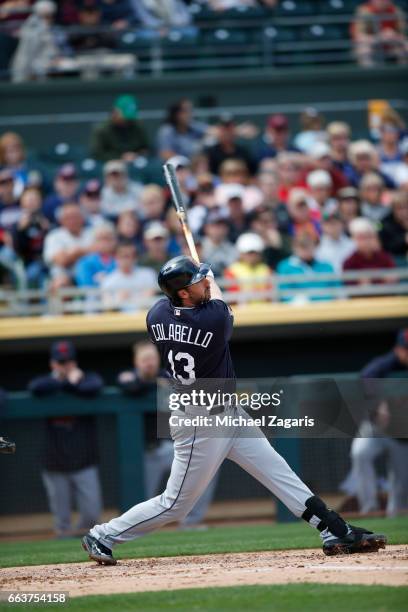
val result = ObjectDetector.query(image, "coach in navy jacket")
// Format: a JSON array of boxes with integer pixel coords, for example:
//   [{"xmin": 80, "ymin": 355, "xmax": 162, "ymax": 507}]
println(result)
[{"xmin": 28, "ymin": 340, "xmax": 104, "ymax": 537}]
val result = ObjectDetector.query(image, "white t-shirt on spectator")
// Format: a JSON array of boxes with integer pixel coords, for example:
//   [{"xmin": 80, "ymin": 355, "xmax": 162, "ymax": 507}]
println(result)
[
  {"xmin": 315, "ymin": 234, "xmax": 355, "ymax": 273},
  {"xmin": 43, "ymin": 227, "xmax": 94, "ymax": 276},
  {"xmin": 101, "ymin": 266, "xmax": 157, "ymax": 311},
  {"xmin": 101, "ymin": 182, "xmax": 143, "ymax": 218}
]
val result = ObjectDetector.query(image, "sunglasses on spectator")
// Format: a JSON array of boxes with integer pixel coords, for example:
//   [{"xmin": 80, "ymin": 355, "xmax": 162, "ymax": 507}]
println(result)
[{"xmin": 0, "ymin": 178, "xmax": 13, "ymax": 185}]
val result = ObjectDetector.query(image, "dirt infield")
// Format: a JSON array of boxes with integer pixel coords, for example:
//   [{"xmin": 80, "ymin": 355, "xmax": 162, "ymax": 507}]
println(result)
[{"xmin": 1, "ymin": 546, "xmax": 407, "ymax": 597}]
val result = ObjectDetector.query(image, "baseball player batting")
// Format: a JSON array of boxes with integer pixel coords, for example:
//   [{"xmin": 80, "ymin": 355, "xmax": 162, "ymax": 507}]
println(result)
[
  {"xmin": 82, "ymin": 256, "xmax": 387, "ymax": 564},
  {"xmin": 82, "ymin": 163, "xmax": 386, "ymax": 565}
]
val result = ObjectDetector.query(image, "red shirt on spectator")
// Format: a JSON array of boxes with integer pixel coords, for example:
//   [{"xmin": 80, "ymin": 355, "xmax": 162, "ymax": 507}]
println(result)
[
  {"xmin": 343, "ymin": 249, "xmax": 395, "ymax": 271},
  {"xmin": 351, "ymin": 1, "xmax": 404, "ymax": 38}
]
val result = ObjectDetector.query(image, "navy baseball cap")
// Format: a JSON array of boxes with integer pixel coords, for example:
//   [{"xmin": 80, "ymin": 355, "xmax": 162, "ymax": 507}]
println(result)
[
  {"xmin": 396, "ymin": 329, "xmax": 408, "ymax": 349},
  {"xmin": 50, "ymin": 340, "xmax": 76, "ymax": 362}
]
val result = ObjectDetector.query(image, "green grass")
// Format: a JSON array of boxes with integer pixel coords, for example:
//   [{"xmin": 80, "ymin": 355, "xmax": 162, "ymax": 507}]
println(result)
[
  {"xmin": 1, "ymin": 584, "xmax": 408, "ymax": 612},
  {"xmin": 1, "ymin": 516, "xmax": 407, "ymax": 569}
]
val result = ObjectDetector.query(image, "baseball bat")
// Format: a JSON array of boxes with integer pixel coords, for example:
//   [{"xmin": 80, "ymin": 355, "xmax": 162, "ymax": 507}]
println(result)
[{"xmin": 163, "ymin": 162, "xmax": 200, "ymax": 264}]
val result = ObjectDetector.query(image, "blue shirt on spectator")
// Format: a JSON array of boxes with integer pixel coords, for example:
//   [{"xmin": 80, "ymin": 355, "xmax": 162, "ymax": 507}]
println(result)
[
  {"xmin": 276, "ymin": 256, "xmax": 338, "ymax": 302},
  {"xmin": 74, "ymin": 253, "xmax": 116, "ymax": 287}
]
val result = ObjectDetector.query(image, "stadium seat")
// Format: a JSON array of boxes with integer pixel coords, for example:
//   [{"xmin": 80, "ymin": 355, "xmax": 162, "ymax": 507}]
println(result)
[
  {"xmin": 39, "ymin": 143, "xmax": 88, "ymax": 166},
  {"xmin": 128, "ymin": 157, "xmax": 166, "ymax": 186},
  {"xmin": 300, "ymin": 24, "xmax": 347, "ymax": 43},
  {"xmin": 163, "ymin": 28, "xmax": 199, "ymax": 48},
  {"xmin": 319, "ymin": 0, "xmax": 360, "ymax": 14},
  {"xmin": 119, "ymin": 30, "xmax": 160, "ymax": 51},
  {"xmin": 263, "ymin": 26, "xmax": 297, "ymax": 44},
  {"xmin": 217, "ymin": 6, "xmax": 268, "ymax": 20},
  {"xmin": 203, "ymin": 28, "xmax": 249, "ymax": 46},
  {"xmin": 276, "ymin": 0, "xmax": 315, "ymax": 17},
  {"xmin": 78, "ymin": 158, "xmax": 103, "ymax": 181}
]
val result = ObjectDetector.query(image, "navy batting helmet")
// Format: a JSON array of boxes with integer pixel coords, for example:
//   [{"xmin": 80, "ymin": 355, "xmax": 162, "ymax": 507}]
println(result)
[{"xmin": 158, "ymin": 256, "xmax": 210, "ymax": 304}]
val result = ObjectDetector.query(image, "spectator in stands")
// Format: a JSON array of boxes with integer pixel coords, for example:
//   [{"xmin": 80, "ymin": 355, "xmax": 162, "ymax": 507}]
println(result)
[
  {"xmin": 11, "ymin": 0, "xmax": 70, "ymax": 82},
  {"xmin": 100, "ymin": 160, "xmax": 143, "ymax": 220},
  {"xmin": 351, "ymin": 0, "xmax": 408, "ymax": 67},
  {"xmin": 359, "ymin": 172, "xmax": 388, "ymax": 222},
  {"xmin": 215, "ymin": 163, "xmax": 262, "ymax": 213},
  {"xmin": 224, "ymin": 232, "xmax": 271, "ymax": 304},
  {"xmin": 343, "ymin": 217, "xmax": 396, "ymax": 284},
  {"xmin": 395, "ymin": 138, "xmax": 408, "ymax": 188},
  {"xmin": 377, "ymin": 109, "xmax": 406, "ymax": 185},
  {"xmin": 349, "ymin": 139, "xmax": 394, "ymax": 188},
  {"xmin": 206, "ymin": 113, "xmax": 255, "ymax": 176},
  {"xmin": 327, "ymin": 122, "xmax": 356, "ymax": 185},
  {"xmin": 248, "ymin": 205, "xmax": 291, "ymax": 270},
  {"xmin": 43, "ymin": 164, "xmax": 80, "ymax": 223},
  {"xmin": 100, "ymin": 0, "xmax": 135, "ymax": 28},
  {"xmin": 256, "ymin": 170, "xmax": 290, "ymax": 232},
  {"xmin": 276, "ymin": 152, "xmax": 303, "ymax": 203},
  {"xmin": 0, "ymin": 224, "xmax": 22, "ymax": 289},
  {"xmin": 90, "ymin": 95, "xmax": 149, "ymax": 163},
  {"xmin": 0, "ymin": 1, "xmax": 33, "ymax": 25},
  {"xmin": 287, "ymin": 188, "xmax": 320, "ymax": 242},
  {"xmin": 350, "ymin": 329, "xmax": 408, "ymax": 516},
  {"xmin": 308, "ymin": 142, "xmax": 349, "ymax": 195},
  {"xmin": 130, "ymin": 0, "xmax": 192, "ymax": 28},
  {"xmin": 276, "ymin": 234, "xmax": 337, "ymax": 303},
  {"xmin": 188, "ymin": 173, "xmax": 218, "ymax": 234},
  {"xmin": 218, "ymin": 185, "xmax": 249, "ymax": 242},
  {"xmin": 74, "ymin": 224, "xmax": 116, "ymax": 288},
  {"xmin": 257, "ymin": 114, "xmax": 299, "ymax": 161},
  {"xmin": 43, "ymin": 202, "xmax": 93, "ymax": 289},
  {"xmin": 217, "ymin": 158, "xmax": 250, "ymax": 188},
  {"xmin": 315, "ymin": 210, "xmax": 355, "ymax": 273},
  {"xmin": 68, "ymin": 0, "xmax": 116, "ymax": 52},
  {"xmin": 0, "ymin": 132, "xmax": 42, "ymax": 197},
  {"xmin": 101, "ymin": 240, "xmax": 156, "ymax": 311},
  {"xmin": 167, "ymin": 155, "xmax": 197, "ymax": 204},
  {"xmin": 337, "ymin": 186, "xmax": 362, "ymax": 232},
  {"xmin": 201, "ymin": 209, "xmax": 237, "ymax": 277},
  {"xmin": 306, "ymin": 169, "xmax": 336, "ymax": 217},
  {"xmin": 0, "ymin": 168, "xmax": 20, "ymax": 230},
  {"xmin": 157, "ymin": 99, "xmax": 208, "ymax": 161},
  {"xmin": 28, "ymin": 340, "xmax": 103, "ymax": 538},
  {"xmin": 116, "ymin": 209, "xmax": 143, "ymax": 250},
  {"xmin": 117, "ymin": 340, "xmax": 217, "ymax": 526},
  {"xmin": 79, "ymin": 179, "xmax": 105, "ymax": 230},
  {"xmin": 293, "ymin": 107, "xmax": 327, "ymax": 154},
  {"xmin": 12, "ymin": 186, "xmax": 49, "ymax": 287},
  {"xmin": 139, "ymin": 221, "xmax": 173, "ymax": 272},
  {"xmin": 140, "ymin": 184, "xmax": 167, "ymax": 225},
  {"xmin": 380, "ymin": 191, "xmax": 408, "ymax": 265},
  {"xmin": 0, "ymin": 387, "xmax": 16, "ymax": 454}
]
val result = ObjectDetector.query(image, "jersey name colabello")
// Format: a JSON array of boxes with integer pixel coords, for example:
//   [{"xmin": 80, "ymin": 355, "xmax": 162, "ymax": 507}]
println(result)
[{"xmin": 150, "ymin": 323, "xmax": 213, "ymax": 348}]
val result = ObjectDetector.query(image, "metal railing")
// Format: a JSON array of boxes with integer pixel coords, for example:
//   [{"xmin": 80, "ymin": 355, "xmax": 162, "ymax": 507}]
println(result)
[{"xmin": 0, "ymin": 268, "xmax": 407, "ymax": 317}]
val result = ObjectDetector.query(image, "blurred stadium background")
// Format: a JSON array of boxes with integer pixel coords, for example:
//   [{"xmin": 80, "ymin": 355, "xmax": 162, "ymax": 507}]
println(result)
[{"xmin": 0, "ymin": 0, "xmax": 407, "ymax": 540}]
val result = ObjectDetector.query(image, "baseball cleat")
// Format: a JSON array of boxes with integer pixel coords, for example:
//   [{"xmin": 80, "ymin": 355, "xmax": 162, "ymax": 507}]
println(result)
[
  {"xmin": 322, "ymin": 525, "xmax": 387, "ymax": 556},
  {"xmin": 82, "ymin": 534, "xmax": 117, "ymax": 565},
  {"xmin": 0, "ymin": 437, "xmax": 16, "ymax": 454}
]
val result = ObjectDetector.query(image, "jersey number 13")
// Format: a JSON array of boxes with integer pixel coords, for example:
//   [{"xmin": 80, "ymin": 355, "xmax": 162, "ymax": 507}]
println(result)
[{"xmin": 168, "ymin": 349, "xmax": 196, "ymax": 385}]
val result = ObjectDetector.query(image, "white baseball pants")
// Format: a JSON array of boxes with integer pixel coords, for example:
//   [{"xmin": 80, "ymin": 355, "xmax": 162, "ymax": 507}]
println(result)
[{"xmin": 91, "ymin": 406, "xmax": 313, "ymax": 548}]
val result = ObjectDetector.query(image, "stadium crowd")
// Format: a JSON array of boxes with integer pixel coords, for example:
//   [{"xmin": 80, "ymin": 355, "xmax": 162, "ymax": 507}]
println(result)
[
  {"xmin": 1, "ymin": 1, "xmax": 407, "ymax": 81},
  {"xmin": 0, "ymin": 94, "xmax": 408, "ymax": 309}
]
